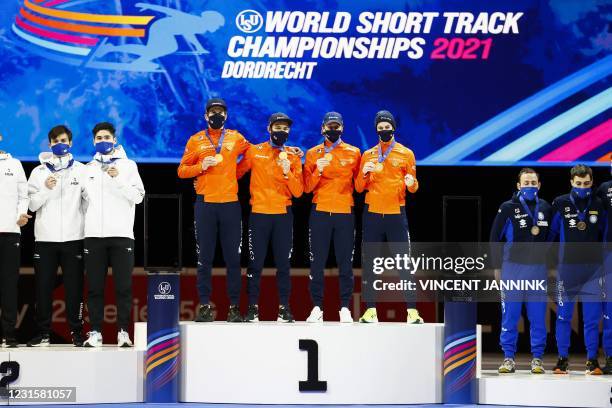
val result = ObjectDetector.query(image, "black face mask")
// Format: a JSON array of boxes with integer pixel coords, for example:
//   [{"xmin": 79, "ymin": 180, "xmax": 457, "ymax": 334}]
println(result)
[
  {"xmin": 270, "ymin": 131, "xmax": 289, "ymax": 146},
  {"xmin": 324, "ymin": 129, "xmax": 342, "ymax": 143},
  {"xmin": 207, "ymin": 113, "xmax": 226, "ymax": 130},
  {"xmin": 378, "ymin": 130, "xmax": 394, "ymax": 142}
]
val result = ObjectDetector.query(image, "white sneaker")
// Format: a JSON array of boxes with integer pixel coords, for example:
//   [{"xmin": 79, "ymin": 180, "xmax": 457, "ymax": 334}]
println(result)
[
  {"xmin": 83, "ymin": 331, "xmax": 103, "ymax": 348},
  {"xmin": 306, "ymin": 306, "xmax": 324, "ymax": 323},
  {"xmin": 339, "ymin": 307, "xmax": 353, "ymax": 323},
  {"xmin": 117, "ymin": 329, "xmax": 133, "ymax": 348}
]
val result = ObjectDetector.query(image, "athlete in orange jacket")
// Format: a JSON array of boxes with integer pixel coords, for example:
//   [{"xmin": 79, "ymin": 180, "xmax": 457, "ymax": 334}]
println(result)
[
  {"xmin": 303, "ymin": 112, "xmax": 360, "ymax": 323},
  {"xmin": 237, "ymin": 113, "xmax": 303, "ymax": 322},
  {"xmin": 177, "ymin": 98, "xmax": 248, "ymax": 323},
  {"xmin": 355, "ymin": 110, "xmax": 423, "ymax": 324}
]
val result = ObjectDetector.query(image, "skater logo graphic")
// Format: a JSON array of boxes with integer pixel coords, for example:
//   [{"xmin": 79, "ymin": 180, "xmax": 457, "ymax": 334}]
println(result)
[{"xmin": 11, "ymin": 1, "xmax": 225, "ymax": 72}]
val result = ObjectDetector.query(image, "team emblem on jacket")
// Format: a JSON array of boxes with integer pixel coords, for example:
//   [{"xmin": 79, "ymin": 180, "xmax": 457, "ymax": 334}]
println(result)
[
  {"xmin": 589, "ymin": 215, "xmax": 598, "ymax": 224},
  {"xmin": 225, "ymin": 142, "xmax": 234, "ymax": 151},
  {"xmin": 391, "ymin": 158, "xmax": 401, "ymax": 167},
  {"xmin": 538, "ymin": 212, "xmax": 544, "ymax": 220}
]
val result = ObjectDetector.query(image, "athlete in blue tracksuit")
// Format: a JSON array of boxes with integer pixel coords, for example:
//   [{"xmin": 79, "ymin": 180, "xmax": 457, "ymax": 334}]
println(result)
[
  {"xmin": 596, "ymin": 179, "xmax": 612, "ymax": 373},
  {"xmin": 549, "ymin": 164, "xmax": 607, "ymax": 375},
  {"xmin": 490, "ymin": 168, "xmax": 551, "ymax": 374}
]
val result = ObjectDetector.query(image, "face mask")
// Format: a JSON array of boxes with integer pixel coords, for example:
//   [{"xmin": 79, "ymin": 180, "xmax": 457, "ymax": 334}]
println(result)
[
  {"xmin": 520, "ymin": 187, "xmax": 538, "ymax": 201},
  {"xmin": 95, "ymin": 141, "xmax": 114, "ymax": 155},
  {"xmin": 571, "ymin": 186, "xmax": 591, "ymax": 199},
  {"xmin": 378, "ymin": 130, "xmax": 394, "ymax": 142},
  {"xmin": 51, "ymin": 143, "xmax": 70, "ymax": 156},
  {"xmin": 207, "ymin": 113, "xmax": 226, "ymax": 130},
  {"xmin": 324, "ymin": 129, "xmax": 342, "ymax": 143},
  {"xmin": 270, "ymin": 131, "xmax": 288, "ymax": 146}
]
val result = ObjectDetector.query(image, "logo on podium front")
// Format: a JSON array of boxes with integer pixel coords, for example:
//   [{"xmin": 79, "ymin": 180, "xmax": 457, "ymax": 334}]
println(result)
[{"xmin": 155, "ymin": 282, "xmax": 175, "ymax": 300}]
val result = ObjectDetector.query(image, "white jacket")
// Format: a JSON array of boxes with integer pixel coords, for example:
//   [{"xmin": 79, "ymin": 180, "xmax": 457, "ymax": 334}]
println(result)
[
  {"xmin": 28, "ymin": 152, "xmax": 86, "ymax": 242},
  {"xmin": 0, "ymin": 153, "xmax": 29, "ymax": 234},
  {"xmin": 83, "ymin": 146, "xmax": 145, "ymax": 239}
]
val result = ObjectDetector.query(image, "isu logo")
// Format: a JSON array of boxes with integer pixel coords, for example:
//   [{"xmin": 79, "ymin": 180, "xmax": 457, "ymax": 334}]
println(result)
[
  {"xmin": 155, "ymin": 281, "xmax": 175, "ymax": 300},
  {"xmin": 236, "ymin": 10, "xmax": 263, "ymax": 33}
]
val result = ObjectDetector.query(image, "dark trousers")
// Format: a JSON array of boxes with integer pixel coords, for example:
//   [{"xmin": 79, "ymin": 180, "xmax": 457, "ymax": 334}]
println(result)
[
  {"xmin": 34, "ymin": 240, "xmax": 84, "ymax": 335},
  {"xmin": 308, "ymin": 209, "xmax": 354, "ymax": 308},
  {"xmin": 247, "ymin": 209, "xmax": 293, "ymax": 306},
  {"xmin": 0, "ymin": 233, "xmax": 20, "ymax": 338},
  {"xmin": 194, "ymin": 199, "xmax": 242, "ymax": 305},
  {"xmin": 362, "ymin": 206, "xmax": 415, "ymax": 309},
  {"xmin": 84, "ymin": 237, "xmax": 134, "ymax": 332}
]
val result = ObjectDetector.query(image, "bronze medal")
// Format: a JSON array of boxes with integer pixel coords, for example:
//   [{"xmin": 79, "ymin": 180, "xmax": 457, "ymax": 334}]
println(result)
[
  {"xmin": 577, "ymin": 221, "xmax": 587, "ymax": 231},
  {"xmin": 530, "ymin": 225, "xmax": 540, "ymax": 236}
]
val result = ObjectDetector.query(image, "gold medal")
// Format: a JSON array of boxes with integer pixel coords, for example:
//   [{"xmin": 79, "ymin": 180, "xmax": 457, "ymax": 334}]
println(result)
[
  {"xmin": 324, "ymin": 153, "xmax": 332, "ymax": 161},
  {"xmin": 530, "ymin": 226, "xmax": 540, "ymax": 236},
  {"xmin": 577, "ymin": 221, "xmax": 587, "ymax": 231},
  {"xmin": 279, "ymin": 151, "xmax": 288, "ymax": 160},
  {"xmin": 374, "ymin": 162, "xmax": 384, "ymax": 172},
  {"xmin": 214, "ymin": 154, "xmax": 223, "ymax": 163}
]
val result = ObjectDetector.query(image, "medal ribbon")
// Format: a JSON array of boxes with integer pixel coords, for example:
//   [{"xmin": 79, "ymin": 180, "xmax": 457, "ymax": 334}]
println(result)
[
  {"xmin": 204, "ymin": 129, "xmax": 226, "ymax": 154},
  {"xmin": 324, "ymin": 138, "xmax": 341, "ymax": 154},
  {"xmin": 377, "ymin": 140, "xmax": 396, "ymax": 163},
  {"xmin": 569, "ymin": 193, "xmax": 591, "ymax": 223},
  {"xmin": 518, "ymin": 192, "xmax": 540, "ymax": 228}
]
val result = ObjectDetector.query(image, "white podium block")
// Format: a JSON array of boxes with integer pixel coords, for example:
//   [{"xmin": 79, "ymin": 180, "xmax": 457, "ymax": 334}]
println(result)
[
  {"xmin": 479, "ymin": 370, "xmax": 612, "ymax": 408},
  {"xmin": 0, "ymin": 351, "xmax": 8, "ymax": 406},
  {"xmin": 5, "ymin": 346, "xmax": 144, "ymax": 405},
  {"xmin": 181, "ymin": 322, "xmax": 444, "ymax": 404}
]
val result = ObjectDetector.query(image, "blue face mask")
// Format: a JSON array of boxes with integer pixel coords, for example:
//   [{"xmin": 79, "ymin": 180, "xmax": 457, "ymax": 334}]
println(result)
[
  {"xmin": 520, "ymin": 187, "xmax": 538, "ymax": 201},
  {"xmin": 51, "ymin": 143, "xmax": 70, "ymax": 156},
  {"xmin": 571, "ymin": 186, "xmax": 591, "ymax": 199},
  {"xmin": 95, "ymin": 141, "xmax": 114, "ymax": 155}
]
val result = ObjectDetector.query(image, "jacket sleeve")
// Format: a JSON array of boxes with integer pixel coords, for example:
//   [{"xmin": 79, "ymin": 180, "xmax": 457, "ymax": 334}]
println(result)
[
  {"xmin": 303, "ymin": 150, "xmax": 321, "ymax": 194},
  {"xmin": 236, "ymin": 133, "xmax": 251, "ymax": 156},
  {"xmin": 236, "ymin": 145, "xmax": 253, "ymax": 179},
  {"xmin": 489, "ymin": 205, "xmax": 509, "ymax": 242},
  {"xmin": 285, "ymin": 154, "xmax": 303, "ymax": 198},
  {"xmin": 112, "ymin": 161, "xmax": 145, "ymax": 204},
  {"xmin": 177, "ymin": 136, "xmax": 203, "ymax": 179},
  {"xmin": 405, "ymin": 151, "xmax": 419, "ymax": 194},
  {"xmin": 16, "ymin": 161, "xmax": 29, "ymax": 215},
  {"xmin": 547, "ymin": 200, "xmax": 561, "ymax": 242},
  {"xmin": 28, "ymin": 168, "xmax": 50, "ymax": 212},
  {"xmin": 354, "ymin": 152, "xmax": 371, "ymax": 193}
]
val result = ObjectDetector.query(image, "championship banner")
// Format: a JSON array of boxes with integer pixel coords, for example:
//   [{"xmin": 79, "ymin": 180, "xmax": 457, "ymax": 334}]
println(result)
[
  {"xmin": 145, "ymin": 272, "xmax": 180, "ymax": 403},
  {"xmin": 0, "ymin": 0, "xmax": 608, "ymax": 165}
]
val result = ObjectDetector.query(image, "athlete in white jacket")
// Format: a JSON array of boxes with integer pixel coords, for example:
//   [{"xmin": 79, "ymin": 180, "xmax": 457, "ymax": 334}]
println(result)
[
  {"xmin": 26, "ymin": 126, "xmax": 86, "ymax": 347},
  {"xmin": 82, "ymin": 122, "xmax": 145, "ymax": 348},
  {"xmin": 0, "ymin": 134, "xmax": 30, "ymax": 348}
]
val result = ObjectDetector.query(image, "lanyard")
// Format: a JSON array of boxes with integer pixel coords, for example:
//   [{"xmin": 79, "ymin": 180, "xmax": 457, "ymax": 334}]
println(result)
[
  {"xmin": 377, "ymin": 140, "xmax": 396, "ymax": 163},
  {"xmin": 518, "ymin": 193, "xmax": 540, "ymax": 226},
  {"xmin": 569, "ymin": 194, "xmax": 591, "ymax": 222},
  {"xmin": 204, "ymin": 129, "xmax": 226, "ymax": 154},
  {"xmin": 324, "ymin": 138, "xmax": 341, "ymax": 154}
]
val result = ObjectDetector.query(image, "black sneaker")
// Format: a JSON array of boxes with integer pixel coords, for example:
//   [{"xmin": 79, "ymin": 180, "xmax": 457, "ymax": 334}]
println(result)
[
  {"xmin": 27, "ymin": 334, "xmax": 50, "ymax": 347},
  {"xmin": 2, "ymin": 337, "xmax": 18, "ymax": 348},
  {"xmin": 195, "ymin": 304, "xmax": 214, "ymax": 322},
  {"xmin": 586, "ymin": 359, "xmax": 603, "ymax": 375},
  {"xmin": 277, "ymin": 305, "xmax": 294, "ymax": 323},
  {"xmin": 227, "ymin": 305, "xmax": 244, "ymax": 322},
  {"xmin": 553, "ymin": 357, "xmax": 569, "ymax": 374},
  {"xmin": 245, "ymin": 304, "xmax": 259, "ymax": 322},
  {"xmin": 603, "ymin": 356, "xmax": 612, "ymax": 375},
  {"xmin": 71, "ymin": 331, "xmax": 85, "ymax": 347}
]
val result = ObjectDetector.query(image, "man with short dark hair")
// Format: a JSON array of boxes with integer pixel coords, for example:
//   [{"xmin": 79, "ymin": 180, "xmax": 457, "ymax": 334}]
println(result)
[
  {"xmin": 27, "ymin": 125, "xmax": 87, "ymax": 347},
  {"xmin": 490, "ymin": 168, "xmax": 552, "ymax": 374},
  {"xmin": 549, "ymin": 164, "xmax": 607, "ymax": 374},
  {"xmin": 82, "ymin": 122, "xmax": 145, "ymax": 347}
]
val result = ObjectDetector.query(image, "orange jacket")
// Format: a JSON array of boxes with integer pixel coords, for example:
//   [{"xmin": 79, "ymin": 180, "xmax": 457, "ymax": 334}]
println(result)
[
  {"xmin": 177, "ymin": 128, "xmax": 250, "ymax": 203},
  {"xmin": 355, "ymin": 140, "xmax": 419, "ymax": 214},
  {"xmin": 237, "ymin": 142, "xmax": 303, "ymax": 214},
  {"xmin": 303, "ymin": 140, "xmax": 361, "ymax": 213}
]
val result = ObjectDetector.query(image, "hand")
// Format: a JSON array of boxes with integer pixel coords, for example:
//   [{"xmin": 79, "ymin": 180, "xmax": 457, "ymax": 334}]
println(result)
[
  {"xmin": 45, "ymin": 176, "xmax": 57, "ymax": 190},
  {"xmin": 107, "ymin": 167, "xmax": 119, "ymax": 178},
  {"xmin": 287, "ymin": 146, "xmax": 304, "ymax": 158},
  {"xmin": 404, "ymin": 174, "xmax": 415, "ymax": 187},
  {"xmin": 316, "ymin": 158, "xmax": 330, "ymax": 173},
  {"xmin": 201, "ymin": 156, "xmax": 217, "ymax": 171},
  {"xmin": 362, "ymin": 161, "xmax": 376, "ymax": 175},
  {"xmin": 279, "ymin": 158, "xmax": 291, "ymax": 175},
  {"xmin": 17, "ymin": 214, "xmax": 32, "ymax": 227}
]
